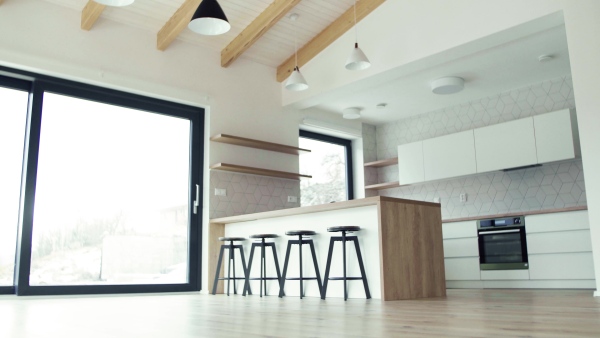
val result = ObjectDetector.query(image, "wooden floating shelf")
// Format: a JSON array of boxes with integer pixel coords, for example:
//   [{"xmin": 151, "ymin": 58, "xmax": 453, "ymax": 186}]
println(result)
[
  {"xmin": 364, "ymin": 158, "xmax": 399, "ymax": 168},
  {"xmin": 210, "ymin": 163, "xmax": 312, "ymax": 180},
  {"xmin": 365, "ymin": 181, "xmax": 400, "ymax": 191},
  {"xmin": 211, "ymin": 134, "xmax": 310, "ymax": 155}
]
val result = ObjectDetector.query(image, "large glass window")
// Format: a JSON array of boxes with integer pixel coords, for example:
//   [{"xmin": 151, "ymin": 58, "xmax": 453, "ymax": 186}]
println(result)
[
  {"xmin": 30, "ymin": 93, "xmax": 191, "ymax": 286},
  {"xmin": 0, "ymin": 67, "xmax": 204, "ymax": 296},
  {"xmin": 299, "ymin": 131, "xmax": 353, "ymax": 206},
  {"xmin": 0, "ymin": 83, "xmax": 29, "ymax": 288}
]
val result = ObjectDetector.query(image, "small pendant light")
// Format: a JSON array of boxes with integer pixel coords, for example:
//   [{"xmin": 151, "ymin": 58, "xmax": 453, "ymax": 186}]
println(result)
[
  {"xmin": 94, "ymin": 0, "xmax": 134, "ymax": 6},
  {"xmin": 285, "ymin": 13, "xmax": 309, "ymax": 91},
  {"xmin": 345, "ymin": 0, "xmax": 371, "ymax": 70},
  {"xmin": 189, "ymin": 0, "xmax": 231, "ymax": 36}
]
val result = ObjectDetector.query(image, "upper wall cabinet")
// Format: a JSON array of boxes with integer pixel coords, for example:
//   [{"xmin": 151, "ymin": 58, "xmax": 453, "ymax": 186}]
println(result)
[
  {"xmin": 397, "ymin": 141, "xmax": 424, "ymax": 185},
  {"xmin": 474, "ymin": 117, "xmax": 538, "ymax": 173},
  {"xmin": 533, "ymin": 109, "xmax": 579, "ymax": 163},
  {"xmin": 423, "ymin": 130, "xmax": 477, "ymax": 181}
]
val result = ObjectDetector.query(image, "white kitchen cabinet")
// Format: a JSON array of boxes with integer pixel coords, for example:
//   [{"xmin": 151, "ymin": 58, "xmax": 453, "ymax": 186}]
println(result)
[
  {"xmin": 397, "ymin": 141, "xmax": 424, "ymax": 185},
  {"xmin": 423, "ymin": 130, "xmax": 477, "ymax": 181},
  {"xmin": 527, "ymin": 230, "xmax": 592, "ymax": 254},
  {"xmin": 443, "ymin": 237, "xmax": 479, "ymax": 258},
  {"xmin": 533, "ymin": 109, "xmax": 579, "ymax": 163},
  {"xmin": 481, "ymin": 270, "xmax": 530, "ymax": 280},
  {"xmin": 526, "ymin": 210, "xmax": 589, "ymax": 233},
  {"xmin": 529, "ymin": 252, "xmax": 595, "ymax": 280},
  {"xmin": 444, "ymin": 257, "xmax": 481, "ymax": 281},
  {"xmin": 474, "ymin": 117, "xmax": 538, "ymax": 173},
  {"xmin": 442, "ymin": 221, "xmax": 477, "ymax": 239}
]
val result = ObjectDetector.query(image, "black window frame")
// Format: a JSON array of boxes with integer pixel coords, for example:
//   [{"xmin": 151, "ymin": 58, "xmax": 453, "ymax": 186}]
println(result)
[
  {"xmin": 299, "ymin": 130, "xmax": 354, "ymax": 202},
  {"xmin": 0, "ymin": 66, "xmax": 205, "ymax": 296}
]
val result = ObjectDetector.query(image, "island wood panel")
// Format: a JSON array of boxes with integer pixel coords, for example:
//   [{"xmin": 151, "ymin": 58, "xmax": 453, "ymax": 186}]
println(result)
[
  {"xmin": 378, "ymin": 200, "xmax": 445, "ymax": 301},
  {"xmin": 208, "ymin": 223, "xmax": 225, "ymax": 294}
]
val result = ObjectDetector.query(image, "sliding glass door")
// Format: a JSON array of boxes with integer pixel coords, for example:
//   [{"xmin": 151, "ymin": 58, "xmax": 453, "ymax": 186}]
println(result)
[
  {"xmin": 0, "ymin": 79, "xmax": 29, "ymax": 293},
  {"xmin": 1, "ymin": 68, "xmax": 204, "ymax": 295}
]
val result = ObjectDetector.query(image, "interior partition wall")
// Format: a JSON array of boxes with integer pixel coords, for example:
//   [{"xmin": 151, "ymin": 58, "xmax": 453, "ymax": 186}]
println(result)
[{"xmin": 0, "ymin": 67, "xmax": 205, "ymax": 296}]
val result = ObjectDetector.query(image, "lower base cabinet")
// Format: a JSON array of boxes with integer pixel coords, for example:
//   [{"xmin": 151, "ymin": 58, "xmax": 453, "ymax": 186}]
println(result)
[{"xmin": 442, "ymin": 210, "xmax": 596, "ymax": 289}]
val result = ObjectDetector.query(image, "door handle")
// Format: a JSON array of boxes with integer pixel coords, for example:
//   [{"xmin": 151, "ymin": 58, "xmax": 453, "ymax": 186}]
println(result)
[{"xmin": 193, "ymin": 184, "xmax": 200, "ymax": 214}]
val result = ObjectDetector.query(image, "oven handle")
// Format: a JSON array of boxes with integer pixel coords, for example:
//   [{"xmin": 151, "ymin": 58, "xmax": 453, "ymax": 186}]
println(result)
[{"xmin": 478, "ymin": 229, "xmax": 521, "ymax": 235}]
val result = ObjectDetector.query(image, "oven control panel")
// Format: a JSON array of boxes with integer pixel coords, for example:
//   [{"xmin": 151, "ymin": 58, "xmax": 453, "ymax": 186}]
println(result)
[{"xmin": 477, "ymin": 216, "xmax": 524, "ymax": 229}]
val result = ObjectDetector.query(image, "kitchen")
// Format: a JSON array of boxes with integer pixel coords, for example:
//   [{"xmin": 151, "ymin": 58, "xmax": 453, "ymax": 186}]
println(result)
[{"xmin": 1, "ymin": 0, "xmax": 600, "ymax": 336}]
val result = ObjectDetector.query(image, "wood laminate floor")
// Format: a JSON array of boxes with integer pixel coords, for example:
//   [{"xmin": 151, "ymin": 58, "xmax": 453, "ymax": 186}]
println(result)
[{"xmin": 0, "ymin": 289, "xmax": 599, "ymax": 337}]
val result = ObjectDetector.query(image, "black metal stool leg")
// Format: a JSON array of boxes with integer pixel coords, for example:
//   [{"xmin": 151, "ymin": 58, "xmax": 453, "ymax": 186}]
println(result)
[
  {"xmin": 270, "ymin": 243, "xmax": 284, "ymax": 296},
  {"xmin": 342, "ymin": 231, "xmax": 348, "ymax": 301},
  {"xmin": 232, "ymin": 243, "xmax": 237, "ymax": 295},
  {"xmin": 308, "ymin": 240, "xmax": 323, "ymax": 295},
  {"xmin": 212, "ymin": 245, "xmax": 226, "ymax": 295},
  {"xmin": 279, "ymin": 241, "xmax": 293, "ymax": 298},
  {"xmin": 243, "ymin": 243, "xmax": 257, "ymax": 296},
  {"xmin": 227, "ymin": 241, "xmax": 234, "ymax": 296},
  {"xmin": 238, "ymin": 244, "xmax": 251, "ymax": 296},
  {"xmin": 298, "ymin": 235, "xmax": 304, "ymax": 299},
  {"xmin": 260, "ymin": 239, "xmax": 265, "ymax": 297},
  {"xmin": 321, "ymin": 237, "xmax": 336, "ymax": 300},
  {"xmin": 353, "ymin": 237, "xmax": 371, "ymax": 299}
]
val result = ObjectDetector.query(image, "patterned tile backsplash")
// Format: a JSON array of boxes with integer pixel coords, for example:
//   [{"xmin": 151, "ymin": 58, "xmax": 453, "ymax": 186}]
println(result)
[
  {"xmin": 209, "ymin": 171, "xmax": 300, "ymax": 219},
  {"xmin": 371, "ymin": 75, "xmax": 587, "ymax": 219}
]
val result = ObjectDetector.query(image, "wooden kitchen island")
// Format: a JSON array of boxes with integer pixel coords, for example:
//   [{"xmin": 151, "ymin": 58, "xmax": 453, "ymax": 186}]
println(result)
[{"xmin": 209, "ymin": 196, "xmax": 446, "ymax": 301}]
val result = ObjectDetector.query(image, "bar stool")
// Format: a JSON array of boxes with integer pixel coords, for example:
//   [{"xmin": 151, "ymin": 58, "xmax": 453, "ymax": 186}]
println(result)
[
  {"xmin": 212, "ymin": 237, "xmax": 249, "ymax": 296},
  {"xmin": 321, "ymin": 226, "xmax": 371, "ymax": 301},
  {"xmin": 243, "ymin": 234, "xmax": 283, "ymax": 297},
  {"xmin": 278, "ymin": 230, "xmax": 323, "ymax": 299}
]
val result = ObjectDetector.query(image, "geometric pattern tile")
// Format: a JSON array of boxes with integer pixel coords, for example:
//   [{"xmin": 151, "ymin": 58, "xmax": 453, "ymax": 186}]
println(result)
[
  {"xmin": 372, "ymin": 75, "xmax": 587, "ymax": 219},
  {"xmin": 209, "ymin": 171, "xmax": 300, "ymax": 219},
  {"xmin": 362, "ymin": 123, "xmax": 379, "ymax": 197},
  {"xmin": 381, "ymin": 159, "xmax": 586, "ymax": 219}
]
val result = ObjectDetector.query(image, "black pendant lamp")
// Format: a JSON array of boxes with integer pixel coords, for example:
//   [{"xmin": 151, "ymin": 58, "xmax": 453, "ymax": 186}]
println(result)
[{"xmin": 188, "ymin": 0, "xmax": 231, "ymax": 36}]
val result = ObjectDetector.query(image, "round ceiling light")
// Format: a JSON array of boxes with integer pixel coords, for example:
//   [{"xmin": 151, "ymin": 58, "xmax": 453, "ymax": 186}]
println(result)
[
  {"xmin": 431, "ymin": 77, "xmax": 465, "ymax": 95},
  {"xmin": 94, "ymin": 0, "xmax": 135, "ymax": 6},
  {"xmin": 343, "ymin": 107, "xmax": 362, "ymax": 119}
]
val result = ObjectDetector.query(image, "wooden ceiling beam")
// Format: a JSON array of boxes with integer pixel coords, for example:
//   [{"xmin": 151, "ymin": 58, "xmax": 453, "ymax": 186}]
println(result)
[
  {"xmin": 81, "ymin": 0, "xmax": 106, "ymax": 31},
  {"xmin": 221, "ymin": 0, "xmax": 302, "ymax": 68},
  {"xmin": 276, "ymin": 0, "xmax": 385, "ymax": 82},
  {"xmin": 157, "ymin": 0, "xmax": 202, "ymax": 51}
]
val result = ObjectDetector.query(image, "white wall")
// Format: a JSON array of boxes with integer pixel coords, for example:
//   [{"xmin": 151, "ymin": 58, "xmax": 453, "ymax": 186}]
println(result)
[
  {"xmin": 288, "ymin": 0, "xmax": 600, "ymax": 295},
  {"xmin": 0, "ymin": 0, "xmax": 299, "ymax": 292}
]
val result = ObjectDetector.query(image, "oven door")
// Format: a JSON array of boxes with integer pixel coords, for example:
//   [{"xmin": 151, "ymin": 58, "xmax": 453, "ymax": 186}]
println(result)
[{"xmin": 478, "ymin": 227, "xmax": 528, "ymax": 270}]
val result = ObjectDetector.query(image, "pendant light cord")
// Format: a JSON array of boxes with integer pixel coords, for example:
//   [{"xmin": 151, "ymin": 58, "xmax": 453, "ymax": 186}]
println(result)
[
  {"xmin": 294, "ymin": 21, "xmax": 298, "ymax": 70},
  {"xmin": 354, "ymin": 0, "xmax": 357, "ymax": 44}
]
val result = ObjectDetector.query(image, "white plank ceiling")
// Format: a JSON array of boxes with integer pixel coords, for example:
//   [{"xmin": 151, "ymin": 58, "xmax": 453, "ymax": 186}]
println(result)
[{"xmin": 43, "ymin": 0, "xmax": 355, "ymax": 68}]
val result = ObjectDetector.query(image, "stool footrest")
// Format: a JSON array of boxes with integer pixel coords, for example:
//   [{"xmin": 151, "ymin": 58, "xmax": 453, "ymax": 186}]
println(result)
[
  {"xmin": 326, "ymin": 277, "xmax": 365, "ymax": 281},
  {"xmin": 248, "ymin": 277, "xmax": 280, "ymax": 281},
  {"xmin": 285, "ymin": 277, "xmax": 318, "ymax": 281},
  {"xmin": 217, "ymin": 277, "xmax": 247, "ymax": 281}
]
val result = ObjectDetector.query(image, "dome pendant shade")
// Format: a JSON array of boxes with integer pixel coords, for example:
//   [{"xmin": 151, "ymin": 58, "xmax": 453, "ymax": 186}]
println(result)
[
  {"xmin": 188, "ymin": 0, "xmax": 231, "ymax": 36},
  {"xmin": 345, "ymin": 43, "xmax": 371, "ymax": 70},
  {"xmin": 285, "ymin": 67, "xmax": 309, "ymax": 91},
  {"xmin": 93, "ymin": 0, "xmax": 134, "ymax": 6}
]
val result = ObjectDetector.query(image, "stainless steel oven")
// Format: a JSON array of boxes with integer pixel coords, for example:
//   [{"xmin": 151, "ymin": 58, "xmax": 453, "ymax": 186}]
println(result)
[{"xmin": 477, "ymin": 216, "xmax": 528, "ymax": 270}]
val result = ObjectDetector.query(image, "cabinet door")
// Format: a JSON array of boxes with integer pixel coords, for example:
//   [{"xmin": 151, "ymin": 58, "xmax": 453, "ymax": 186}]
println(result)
[
  {"xmin": 474, "ymin": 117, "xmax": 537, "ymax": 173},
  {"xmin": 442, "ymin": 221, "xmax": 477, "ymax": 239},
  {"xmin": 443, "ymin": 237, "xmax": 479, "ymax": 258},
  {"xmin": 423, "ymin": 130, "xmax": 477, "ymax": 181},
  {"xmin": 534, "ymin": 109, "xmax": 576, "ymax": 163},
  {"xmin": 397, "ymin": 141, "xmax": 424, "ymax": 185},
  {"xmin": 444, "ymin": 257, "xmax": 481, "ymax": 280},
  {"xmin": 529, "ymin": 252, "xmax": 595, "ymax": 280},
  {"xmin": 527, "ymin": 230, "xmax": 592, "ymax": 254}
]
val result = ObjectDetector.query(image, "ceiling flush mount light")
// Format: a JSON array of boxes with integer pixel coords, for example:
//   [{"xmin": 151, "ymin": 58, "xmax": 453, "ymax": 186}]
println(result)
[
  {"xmin": 189, "ymin": 0, "xmax": 231, "ymax": 36},
  {"xmin": 285, "ymin": 13, "xmax": 309, "ymax": 91},
  {"xmin": 345, "ymin": 0, "xmax": 371, "ymax": 70},
  {"xmin": 538, "ymin": 54, "xmax": 553, "ymax": 62},
  {"xmin": 431, "ymin": 76, "xmax": 465, "ymax": 95},
  {"xmin": 94, "ymin": 0, "xmax": 134, "ymax": 6},
  {"xmin": 343, "ymin": 107, "xmax": 362, "ymax": 119}
]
